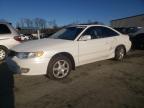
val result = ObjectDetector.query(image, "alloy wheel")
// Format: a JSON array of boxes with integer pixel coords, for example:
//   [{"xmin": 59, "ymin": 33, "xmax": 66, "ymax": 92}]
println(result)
[
  {"xmin": 118, "ymin": 48, "xmax": 125, "ymax": 60},
  {"xmin": 0, "ymin": 49, "xmax": 6, "ymax": 61},
  {"xmin": 53, "ymin": 60, "xmax": 70, "ymax": 79}
]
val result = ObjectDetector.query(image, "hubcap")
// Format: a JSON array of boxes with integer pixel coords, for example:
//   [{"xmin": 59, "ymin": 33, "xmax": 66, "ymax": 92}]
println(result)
[
  {"xmin": 118, "ymin": 48, "xmax": 125, "ymax": 60},
  {"xmin": 53, "ymin": 60, "xmax": 69, "ymax": 78},
  {"xmin": 0, "ymin": 49, "xmax": 6, "ymax": 60}
]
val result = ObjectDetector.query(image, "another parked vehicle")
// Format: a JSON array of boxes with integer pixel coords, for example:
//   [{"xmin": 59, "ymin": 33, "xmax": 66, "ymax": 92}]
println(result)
[
  {"xmin": 129, "ymin": 27, "xmax": 144, "ymax": 49},
  {"xmin": 0, "ymin": 22, "xmax": 21, "ymax": 61},
  {"xmin": 113, "ymin": 27, "xmax": 129, "ymax": 34},
  {"xmin": 9, "ymin": 25, "xmax": 131, "ymax": 80},
  {"xmin": 20, "ymin": 34, "xmax": 30, "ymax": 41},
  {"xmin": 114, "ymin": 27, "xmax": 144, "ymax": 49},
  {"xmin": 23, "ymin": 34, "xmax": 35, "ymax": 40}
]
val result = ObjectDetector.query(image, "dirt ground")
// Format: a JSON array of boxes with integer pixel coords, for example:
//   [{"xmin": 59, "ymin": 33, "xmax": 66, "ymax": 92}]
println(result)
[{"xmin": 12, "ymin": 50, "xmax": 144, "ymax": 108}]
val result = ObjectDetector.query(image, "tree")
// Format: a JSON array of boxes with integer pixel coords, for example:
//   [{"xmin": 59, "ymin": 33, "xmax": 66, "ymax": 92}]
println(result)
[
  {"xmin": 34, "ymin": 18, "xmax": 47, "ymax": 29},
  {"xmin": 18, "ymin": 18, "xmax": 33, "ymax": 28},
  {"xmin": 16, "ymin": 19, "xmax": 25, "ymax": 28},
  {"xmin": 48, "ymin": 20, "xmax": 58, "ymax": 28},
  {"xmin": 24, "ymin": 19, "xmax": 33, "ymax": 28},
  {"xmin": 16, "ymin": 18, "xmax": 47, "ymax": 29}
]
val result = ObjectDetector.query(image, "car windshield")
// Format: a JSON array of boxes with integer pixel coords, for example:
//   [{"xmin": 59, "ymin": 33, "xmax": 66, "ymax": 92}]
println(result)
[{"xmin": 49, "ymin": 26, "xmax": 85, "ymax": 40}]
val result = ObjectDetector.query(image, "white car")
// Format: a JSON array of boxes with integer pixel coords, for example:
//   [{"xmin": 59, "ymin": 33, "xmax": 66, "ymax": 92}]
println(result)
[
  {"xmin": 0, "ymin": 22, "xmax": 21, "ymax": 61},
  {"xmin": 20, "ymin": 34, "xmax": 30, "ymax": 41},
  {"xmin": 9, "ymin": 25, "xmax": 131, "ymax": 79}
]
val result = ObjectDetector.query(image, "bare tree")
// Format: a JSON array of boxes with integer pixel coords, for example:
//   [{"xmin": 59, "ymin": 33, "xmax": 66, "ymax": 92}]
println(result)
[
  {"xmin": 34, "ymin": 18, "xmax": 47, "ymax": 29},
  {"xmin": 24, "ymin": 19, "xmax": 33, "ymax": 28},
  {"xmin": 16, "ymin": 22, "xmax": 20, "ymax": 28},
  {"xmin": 48, "ymin": 20, "xmax": 58, "ymax": 28},
  {"xmin": 17, "ymin": 19, "xmax": 25, "ymax": 28},
  {"xmin": 16, "ymin": 19, "xmax": 29, "ymax": 28},
  {"xmin": 16, "ymin": 18, "xmax": 47, "ymax": 29}
]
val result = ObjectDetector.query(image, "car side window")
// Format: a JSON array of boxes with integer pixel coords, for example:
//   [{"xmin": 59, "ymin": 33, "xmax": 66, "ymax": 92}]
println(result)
[
  {"xmin": 82, "ymin": 27, "xmax": 99, "ymax": 39},
  {"xmin": 97, "ymin": 26, "xmax": 119, "ymax": 38},
  {"xmin": 0, "ymin": 24, "xmax": 11, "ymax": 34}
]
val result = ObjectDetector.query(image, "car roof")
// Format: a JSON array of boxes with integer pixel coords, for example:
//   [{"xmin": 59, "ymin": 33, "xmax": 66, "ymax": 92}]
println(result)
[{"xmin": 70, "ymin": 24, "xmax": 109, "ymax": 28}]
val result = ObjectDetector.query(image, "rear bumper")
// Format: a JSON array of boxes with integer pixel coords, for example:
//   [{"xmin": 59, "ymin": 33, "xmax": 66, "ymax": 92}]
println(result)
[{"xmin": 126, "ymin": 41, "xmax": 132, "ymax": 52}]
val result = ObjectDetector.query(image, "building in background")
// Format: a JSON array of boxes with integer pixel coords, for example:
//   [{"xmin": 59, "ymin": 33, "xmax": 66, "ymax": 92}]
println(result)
[{"xmin": 111, "ymin": 14, "xmax": 144, "ymax": 28}]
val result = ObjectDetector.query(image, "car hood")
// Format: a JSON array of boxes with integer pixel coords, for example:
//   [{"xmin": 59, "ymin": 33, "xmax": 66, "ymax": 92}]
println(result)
[{"xmin": 12, "ymin": 38, "xmax": 73, "ymax": 52}]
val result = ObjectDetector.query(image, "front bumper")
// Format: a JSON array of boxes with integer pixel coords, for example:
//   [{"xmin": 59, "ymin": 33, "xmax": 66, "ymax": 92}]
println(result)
[{"xmin": 7, "ymin": 56, "xmax": 50, "ymax": 75}]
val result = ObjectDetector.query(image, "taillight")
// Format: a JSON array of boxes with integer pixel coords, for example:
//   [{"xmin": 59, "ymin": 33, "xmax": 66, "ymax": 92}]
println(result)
[{"xmin": 14, "ymin": 36, "xmax": 22, "ymax": 42}]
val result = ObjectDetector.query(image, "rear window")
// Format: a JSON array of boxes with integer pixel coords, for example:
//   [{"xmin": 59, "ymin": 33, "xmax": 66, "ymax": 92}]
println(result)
[{"xmin": 0, "ymin": 24, "xmax": 11, "ymax": 34}]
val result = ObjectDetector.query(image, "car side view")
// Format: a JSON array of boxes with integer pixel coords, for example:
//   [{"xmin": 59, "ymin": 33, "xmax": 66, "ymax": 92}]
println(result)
[
  {"xmin": 0, "ymin": 22, "xmax": 21, "ymax": 61},
  {"xmin": 9, "ymin": 25, "xmax": 131, "ymax": 80}
]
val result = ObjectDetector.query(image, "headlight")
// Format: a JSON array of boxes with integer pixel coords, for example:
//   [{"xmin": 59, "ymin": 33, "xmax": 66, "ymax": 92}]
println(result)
[{"xmin": 16, "ymin": 51, "xmax": 44, "ymax": 59}]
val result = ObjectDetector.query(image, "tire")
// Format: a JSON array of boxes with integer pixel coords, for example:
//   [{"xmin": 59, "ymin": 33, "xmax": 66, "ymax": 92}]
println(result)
[
  {"xmin": 114, "ymin": 46, "xmax": 125, "ymax": 61},
  {"xmin": 47, "ymin": 55, "xmax": 72, "ymax": 80},
  {"xmin": 0, "ymin": 46, "xmax": 8, "ymax": 61}
]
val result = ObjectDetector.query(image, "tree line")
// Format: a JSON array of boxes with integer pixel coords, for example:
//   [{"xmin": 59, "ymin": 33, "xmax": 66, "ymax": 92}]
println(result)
[
  {"xmin": 0, "ymin": 18, "xmax": 104, "ymax": 29},
  {"xmin": 16, "ymin": 18, "xmax": 58, "ymax": 29}
]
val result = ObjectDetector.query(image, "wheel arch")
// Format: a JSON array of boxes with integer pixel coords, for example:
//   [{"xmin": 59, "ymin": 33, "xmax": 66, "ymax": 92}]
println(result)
[
  {"xmin": 0, "ymin": 45, "xmax": 9, "ymax": 52},
  {"xmin": 49, "ymin": 52, "xmax": 76, "ymax": 70}
]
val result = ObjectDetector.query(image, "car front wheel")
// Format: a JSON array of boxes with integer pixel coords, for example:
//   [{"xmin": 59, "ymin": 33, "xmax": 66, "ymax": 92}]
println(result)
[
  {"xmin": 0, "ymin": 46, "xmax": 8, "ymax": 61},
  {"xmin": 47, "ymin": 55, "xmax": 72, "ymax": 80},
  {"xmin": 114, "ymin": 46, "xmax": 125, "ymax": 61}
]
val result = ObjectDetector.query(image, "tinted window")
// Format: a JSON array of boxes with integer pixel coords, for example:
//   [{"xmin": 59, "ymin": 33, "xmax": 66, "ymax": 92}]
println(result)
[
  {"xmin": 82, "ymin": 27, "xmax": 100, "ymax": 39},
  {"xmin": 0, "ymin": 24, "xmax": 11, "ymax": 34},
  {"xmin": 98, "ymin": 27, "xmax": 119, "ymax": 37},
  {"xmin": 82, "ymin": 26, "xmax": 119, "ymax": 39},
  {"xmin": 50, "ymin": 27, "xmax": 85, "ymax": 40}
]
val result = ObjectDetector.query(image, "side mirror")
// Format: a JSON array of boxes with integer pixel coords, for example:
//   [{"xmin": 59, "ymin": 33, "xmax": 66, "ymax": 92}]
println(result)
[{"xmin": 79, "ymin": 35, "xmax": 91, "ymax": 41}]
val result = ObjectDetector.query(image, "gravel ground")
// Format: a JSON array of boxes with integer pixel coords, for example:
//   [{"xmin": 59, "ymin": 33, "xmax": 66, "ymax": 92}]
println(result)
[{"xmin": 2, "ymin": 50, "xmax": 144, "ymax": 108}]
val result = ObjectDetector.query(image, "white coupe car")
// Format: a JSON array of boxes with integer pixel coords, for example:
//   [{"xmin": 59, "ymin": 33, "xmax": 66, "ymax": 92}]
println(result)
[{"xmin": 9, "ymin": 25, "xmax": 131, "ymax": 79}]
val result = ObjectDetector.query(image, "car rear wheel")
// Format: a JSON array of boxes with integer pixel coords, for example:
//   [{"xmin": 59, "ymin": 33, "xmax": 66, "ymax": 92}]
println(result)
[
  {"xmin": 114, "ymin": 46, "xmax": 125, "ymax": 61},
  {"xmin": 0, "ymin": 46, "xmax": 8, "ymax": 61},
  {"xmin": 47, "ymin": 55, "xmax": 72, "ymax": 80}
]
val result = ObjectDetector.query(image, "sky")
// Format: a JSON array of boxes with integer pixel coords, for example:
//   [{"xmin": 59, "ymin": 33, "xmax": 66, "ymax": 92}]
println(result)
[{"xmin": 0, "ymin": 0, "xmax": 144, "ymax": 26}]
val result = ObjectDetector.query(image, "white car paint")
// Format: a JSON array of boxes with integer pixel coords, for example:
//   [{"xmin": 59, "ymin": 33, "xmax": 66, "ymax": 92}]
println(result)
[
  {"xmin": 9, "ymin": 25, "xmax": 131, "ymax": 75},
  {"xmin": 0, "ymin": 22, "xmax": 20, "ymax": 49}
]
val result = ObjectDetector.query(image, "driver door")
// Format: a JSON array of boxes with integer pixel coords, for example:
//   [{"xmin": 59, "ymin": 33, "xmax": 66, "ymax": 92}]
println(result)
[{"xmin": 78, "ymin": 27, "xmax": 110, "ymax": 65}]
